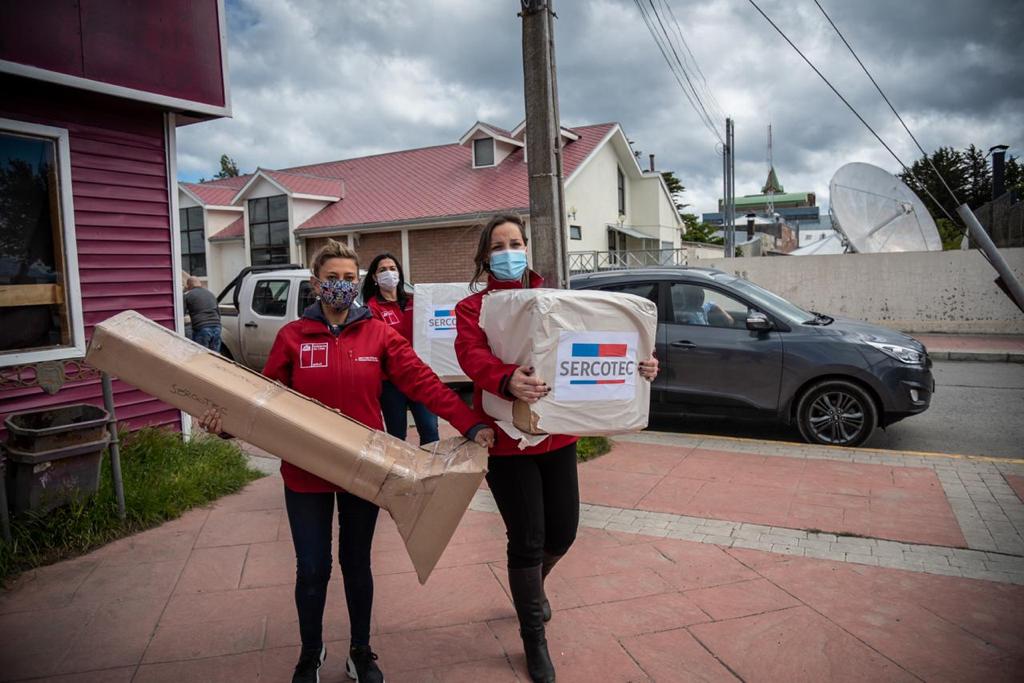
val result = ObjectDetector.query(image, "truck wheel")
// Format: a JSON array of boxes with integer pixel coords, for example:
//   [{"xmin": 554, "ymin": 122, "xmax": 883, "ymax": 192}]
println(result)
[{"xmin": 796, "ymin": 380, "xmax": 877, "ymax": 447}]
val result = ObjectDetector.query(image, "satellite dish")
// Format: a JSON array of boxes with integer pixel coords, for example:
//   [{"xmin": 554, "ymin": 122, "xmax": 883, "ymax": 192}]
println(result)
[{"xmin": 829, "ymin": 162, "xmax": 942, "ymax": 253}]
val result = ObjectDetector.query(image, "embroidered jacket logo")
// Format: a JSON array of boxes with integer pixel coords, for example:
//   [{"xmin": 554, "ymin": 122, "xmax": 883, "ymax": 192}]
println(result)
[{"xmin": 299, "ymin": 343, "xmax": 329, "ymax": 368}]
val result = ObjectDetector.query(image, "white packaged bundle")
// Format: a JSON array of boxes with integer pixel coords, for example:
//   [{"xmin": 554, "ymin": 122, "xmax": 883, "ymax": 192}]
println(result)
[
  {"xmin": 479, "ymin": 288, "xmax": 657, "ymax": 443},
  {"xmin": 412, "ymin": 283, "xmax": 473, "ymax": 382}
]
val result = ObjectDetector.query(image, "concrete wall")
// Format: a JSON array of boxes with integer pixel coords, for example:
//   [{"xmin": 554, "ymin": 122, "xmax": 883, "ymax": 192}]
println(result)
[{"xmin": 695, "ymin": 249, "xmax": 1024, "ymax": 334}]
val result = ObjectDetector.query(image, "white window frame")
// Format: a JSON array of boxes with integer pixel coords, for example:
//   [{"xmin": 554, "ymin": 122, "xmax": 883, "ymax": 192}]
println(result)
[
  {"xmin": 472, "ymin": 137, "xmax": 496, "ymax": 168},
  {"xmin": 0, "ymin": 118, "xmax": 85, "ymax": 367}
]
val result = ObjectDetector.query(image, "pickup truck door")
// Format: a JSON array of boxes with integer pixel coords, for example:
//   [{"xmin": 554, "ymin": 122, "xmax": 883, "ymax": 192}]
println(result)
[{"xmin": 240, "ymin": 277, "xmax": 293, "ymax": 370}]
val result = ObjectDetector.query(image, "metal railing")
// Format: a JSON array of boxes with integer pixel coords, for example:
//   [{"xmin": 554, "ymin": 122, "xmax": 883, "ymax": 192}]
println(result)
[{"xmin": 568, "ymin": 248, "xmax": 688, "ymax": 274}]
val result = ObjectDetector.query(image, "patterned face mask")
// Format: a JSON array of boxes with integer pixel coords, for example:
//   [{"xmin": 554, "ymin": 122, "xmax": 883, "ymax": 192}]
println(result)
[{"xmin": 316, "ymin": 278, "xmax": 358, "ymax": 311}]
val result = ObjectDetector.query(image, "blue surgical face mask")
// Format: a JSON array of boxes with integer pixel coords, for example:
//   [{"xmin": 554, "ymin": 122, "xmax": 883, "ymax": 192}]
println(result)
[
  {"xmin": 316, "ymin": 278, "xmax": 358, "ymax": 310},
  {"xmin": 489, "ymin": 249, "xmax": 528, "ymax": 281}
]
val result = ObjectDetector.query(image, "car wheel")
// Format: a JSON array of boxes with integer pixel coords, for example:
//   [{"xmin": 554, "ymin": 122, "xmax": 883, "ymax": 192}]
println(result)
[{"xmin": 795, "ymin": 380, "xmax": 877, "ymax": 447}]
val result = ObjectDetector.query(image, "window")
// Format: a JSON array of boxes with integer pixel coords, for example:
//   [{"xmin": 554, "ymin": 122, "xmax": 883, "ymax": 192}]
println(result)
[
  {"xmin": 252, "ymin": 279, "xmax": 290, "ymax": 317},
  {"xmin": 669, "ymin": 283, "xmax": 751, "ymax": 329},
  {"xmin": 602, "ymin": 282, "xmax": 661, "ymax": 318},
  {"xmin": 298, "ymin": 280, "xmax": 316, "ymax": 315},
  {"xmin": 0, "ymin": 121, "xmax": 84, "ymax": 365},
  {"xmin": 248, "ymin": 195, "xmax": 289, "ymax": 266},
  {"xmin": 569, "ymin": 225, "xmax": 582, "ymax": 240},
  {"xmin": 617, "ymin": 166, "xmax": 626, "ymax": 215},
  {"xmin": 180, "ymin": 206, "xmax": 206, "ymax": 276},
  {"xmin": 473, "ymin": 138, "xmax": 495, "ymax": 167}
]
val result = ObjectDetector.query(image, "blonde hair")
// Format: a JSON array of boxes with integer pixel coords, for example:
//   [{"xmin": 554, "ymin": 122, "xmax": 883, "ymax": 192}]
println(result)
[{"xmin": 309, "ymin": 239, "xmax": 359, "ymax": 278}]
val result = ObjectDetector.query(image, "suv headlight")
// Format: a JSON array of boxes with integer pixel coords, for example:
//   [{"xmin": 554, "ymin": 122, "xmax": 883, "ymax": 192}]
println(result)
[{"xmin": 864, "ymin": 340, "xmax": 925, "ymax": 364}]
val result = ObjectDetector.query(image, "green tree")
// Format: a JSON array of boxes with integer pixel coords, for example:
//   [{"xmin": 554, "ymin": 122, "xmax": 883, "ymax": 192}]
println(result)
[
  {"xmin": 680, "ymin": 213, "xmax": 723, "ymax": 245},
  {"xmin": 661, "ymin": 170, "xmax": 688, "ymax": 211},
  {"xmin": 213, "ymin": 154, "xmax": 241, "ymax": 179},
  {"xmin": 963, "ymin": 144, "xmax": 991, "ymax": 209},
  {"xmin": 898, "ymin": 146, "xmax": 967, "ymax": 226}
]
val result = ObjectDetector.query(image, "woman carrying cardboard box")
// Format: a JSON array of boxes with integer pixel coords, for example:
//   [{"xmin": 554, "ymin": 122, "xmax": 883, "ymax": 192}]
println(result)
[
  {"xmin": 361, "ymin": 252, "xmax": 441, "ymax": 446},
  {"xmin": 200, "ymin": 239, "xmax": 494, "ymax": 683},
  {"xmin": 454, "ymin": 215, "xmax": 658, "ymax": 683}
]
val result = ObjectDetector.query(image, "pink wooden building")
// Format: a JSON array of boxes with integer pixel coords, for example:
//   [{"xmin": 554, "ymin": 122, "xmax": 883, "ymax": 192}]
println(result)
[{"xmin": 0, "ymin": 1, "xmax": 231, "ymax": 433}]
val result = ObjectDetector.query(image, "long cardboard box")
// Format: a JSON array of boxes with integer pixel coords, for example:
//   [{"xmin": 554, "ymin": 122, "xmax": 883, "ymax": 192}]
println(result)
[
  {"xmin": 86, "ymin": 310, "xmax": 486, "ymax": 583},
  {"xmin": 480, "ymin": 289, "xmax": 657, "ymax": 444}
]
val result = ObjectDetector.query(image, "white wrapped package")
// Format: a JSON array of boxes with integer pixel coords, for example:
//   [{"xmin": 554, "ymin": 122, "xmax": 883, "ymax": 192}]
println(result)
[
  {"xmin": 479, "ymin": 288, "xmax": 657, "ymax": 443},
  {"xmin": 412, "ymin": 283, "xmax": 472, "ymax": 382}
]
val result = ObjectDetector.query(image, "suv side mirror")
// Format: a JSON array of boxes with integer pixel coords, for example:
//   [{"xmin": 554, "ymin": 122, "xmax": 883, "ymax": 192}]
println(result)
[{"xmin": 746, "ymin": 311, "xmax": 773, "ymax": 332}]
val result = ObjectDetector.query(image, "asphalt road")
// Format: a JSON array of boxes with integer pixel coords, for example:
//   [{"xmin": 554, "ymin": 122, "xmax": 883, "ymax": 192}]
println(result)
[{"xmin": 650, "ymin": 360, "xmax": 1024, "ymax": 460}]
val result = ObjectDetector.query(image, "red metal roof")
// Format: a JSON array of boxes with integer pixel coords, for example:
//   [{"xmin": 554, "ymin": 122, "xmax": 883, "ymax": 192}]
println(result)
[
  {"xmin": 209, "ymin": 216, "xmax": 243, "ymax": 241},
  {"xmin": 263, "ymin": 169, "xmax": 345, "ymax": 199},
  {"xmin": 181, "ymin": 176, "xmax": 247, "ymax": 206},
  {"xmin": 295, "ymin": 122, "xmax": 617, "ymax": 232}
]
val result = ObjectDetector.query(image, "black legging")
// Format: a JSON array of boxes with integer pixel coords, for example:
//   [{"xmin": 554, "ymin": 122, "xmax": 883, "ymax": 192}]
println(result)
[
  {"xmin": 485, "ymin": 443, "xmax": 580, "ymax": 569},
  {"xmin": 284, "ymin": 487, "xmax": 379, "ymax": 650}
]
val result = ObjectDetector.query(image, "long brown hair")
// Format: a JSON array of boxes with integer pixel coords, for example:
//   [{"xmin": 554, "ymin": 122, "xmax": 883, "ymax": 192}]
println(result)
[{"xmin": 470, "ymin": 214, "xmax": 528, "ymax": 291}]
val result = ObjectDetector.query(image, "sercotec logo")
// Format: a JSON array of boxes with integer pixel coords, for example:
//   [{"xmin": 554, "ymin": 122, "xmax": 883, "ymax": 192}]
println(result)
[
  {"xmin": 561, "ymin": 343, "xmax": 636, "ymax": 385},
  {"xmin": 427, "ymin": 305, "xmax": 458, "ymax": 338}
]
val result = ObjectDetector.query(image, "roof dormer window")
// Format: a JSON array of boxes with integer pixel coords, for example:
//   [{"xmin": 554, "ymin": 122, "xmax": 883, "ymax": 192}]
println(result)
[{"xmin": 473, "ymin": 137, "xmax": 495, "ymax": 167}]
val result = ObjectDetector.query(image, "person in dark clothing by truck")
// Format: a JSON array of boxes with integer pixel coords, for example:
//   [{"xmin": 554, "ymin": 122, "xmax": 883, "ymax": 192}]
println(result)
[{"xmin": 183, "ymin": 276, "xmax": 222, "ymax": 352}]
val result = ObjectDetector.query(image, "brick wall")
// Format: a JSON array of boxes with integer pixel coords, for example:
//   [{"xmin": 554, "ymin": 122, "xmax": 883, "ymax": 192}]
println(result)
[
  {"xmin": 409, "ymin": 225, "xmax": 484, "ymax": 284},
  {"xmin": 353, "ymin": 231, "xmax": 403, "ymax": 265}
]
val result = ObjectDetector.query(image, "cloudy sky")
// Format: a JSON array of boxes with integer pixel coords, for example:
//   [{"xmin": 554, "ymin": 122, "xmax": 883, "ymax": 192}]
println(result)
[{"xmin": 177, "ymin": 0, "xmax": 1023, "ymax": 216}]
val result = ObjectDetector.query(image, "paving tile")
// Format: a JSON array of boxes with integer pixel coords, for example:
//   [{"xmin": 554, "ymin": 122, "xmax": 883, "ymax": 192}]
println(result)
[
  {"xmin": 143, "ymin": 613, "xmax": 267, "ymax": 663},
  {"xmin": 575, "ymin": 590, "xmax": 710, "ymax": 636},
  {"xmin": 581, "ymin": 440, "xmax": 689, "ymax": 476},
  {"xmin": 621, "ymin": 627, "xmax": 739, "ymax": 682},
  {"xmin": 551, "ymin": 540, "xmax": 673, "ymax": 579},
  {"xmin": 263, "ymin": 579, "xmax": 349, "ymax": 649},
  {"xmin": 0, "ymin": 556, "xmax": 99, "ymax": 614},
  {"xmin": 0, "ymin": 604, "xmax": 95, "ymax": 680},
  {"xmin": 1005, "ymin": 474, "xmax": 1024, "ymax": 503},
  {"xmin": 433, "ymin": 538, "xmax": 507, "ymax": 570},
  {"xmin": 651, "ymin": 539, "xmax": 759, "ymax": 591},
  {"xmin": 90, "ymin": 511, "xmax": 206, "ymax": 567},
  {"xmin": 194, "ymin": 508, "xmax": 280, "ymax": 548},
  {"xmin": 372, "ymin": 564, "xmax": 511, "ymax": 633},
  {"xmin": 159, "ymin": 584, "xmax": 294, "ymax": 625},
  {"xmin": 577, "ymin": 465, "xmax": 662, "ymax": 509},
  {"xmin": 210, "ymin": 474, "xmax": 283, "ymax": 512},
  {"xmin": 54, "ymin": 597, "xmax": 166, "ymax": 674},
  {"xmin": 259, "ymin": 641, "xmax": 349, "ymax": 682},
  {"xmin": 237, "ymin": 539, "xmax": 296, "ymax": 588},
  {"xmin": 32, "ymin": 667, "xmax": 135, "ymax": 683},
  {"xmin": 634, "ymin": 475, "xmax": 707, "ymax": 514},
  {"xmin": 690, "ymin": 606, "xmax": 916, "ymax": 682},
  {"xmin": 489, "ymin": 611, "xmax": 649, "ymax": 683},
  {"xmin": 71, "ymin": 557, "xmax": 186, "ymax": 607},
  {"xmin": 175, "ymin": 545, "xmax": 248, "ymax": 594},
  {"xmin": 665, "ymin": 449, "xmax": 756, "ymax": 481},
  {"xmin": 134, "ymin": 651, "xmax": 263, "ymax": 683},
  {"xmin": 371, "ymin": 621, "xmax": 506, "ymax": 673},
  {"xmin": 569, "ymin": 567, "xmax": 674, "ymax": 606},
  {"xmin": 685, "ymin": 578, "xmax": 801, "ymax": 621}
]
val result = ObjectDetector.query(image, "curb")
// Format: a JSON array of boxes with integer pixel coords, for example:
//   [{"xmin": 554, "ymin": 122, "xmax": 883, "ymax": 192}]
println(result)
[{"xmin": 928, "ymin": 350, "xmax": 1024, "ymax": 363}]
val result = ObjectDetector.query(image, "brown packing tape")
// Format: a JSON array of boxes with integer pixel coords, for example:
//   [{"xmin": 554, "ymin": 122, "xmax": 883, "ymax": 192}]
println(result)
[
  {"xmin": 86, "ymin": 310, "xmax": 487, "ymax": 583},
  {"xmin": 512, "ymin": 399, "xmax": 544, "ymax": 435}
]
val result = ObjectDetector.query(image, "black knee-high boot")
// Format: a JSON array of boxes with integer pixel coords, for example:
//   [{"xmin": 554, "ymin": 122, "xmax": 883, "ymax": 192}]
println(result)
[
  {"xmin": 540, "ymin": 552, "xmax": 564, "ymax": 623},
  {"xmin": 508, "ymin": 565, "xmax": 556, "ymax": 683}
]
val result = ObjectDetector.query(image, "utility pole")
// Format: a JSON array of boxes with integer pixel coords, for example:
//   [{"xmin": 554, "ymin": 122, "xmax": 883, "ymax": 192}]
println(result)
[
  {"xmin": 521, "ymin": 0, "xmax": 568, "ymax": 288},
  {"xmin": 722, "ymin": 118, "xmax": 735, "ymax": 257}
]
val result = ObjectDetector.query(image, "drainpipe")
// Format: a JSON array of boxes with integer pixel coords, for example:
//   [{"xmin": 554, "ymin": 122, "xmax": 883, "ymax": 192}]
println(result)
[
  {"xmin": 649, "ymin": 154, "xmax": 655, "ymax": 173},
  {"xmin": 990, "ymin": 144, "xmax": 1008, "ymax": 200}
]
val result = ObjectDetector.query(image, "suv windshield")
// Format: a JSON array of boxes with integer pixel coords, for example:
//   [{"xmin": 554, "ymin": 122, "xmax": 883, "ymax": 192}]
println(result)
[{"xmin": 709, "ymin": 273, "xmax": 814, "ymax": 325}]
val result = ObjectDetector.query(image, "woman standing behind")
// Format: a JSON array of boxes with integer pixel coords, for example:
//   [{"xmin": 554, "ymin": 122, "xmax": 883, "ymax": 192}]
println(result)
[
  {"xmin": 454, "ymin": 215, "xmax": 658, "ymax": 683},
  {"xmin": 361, "ymin": 253, "xmax": 441, "ymax": 445}
]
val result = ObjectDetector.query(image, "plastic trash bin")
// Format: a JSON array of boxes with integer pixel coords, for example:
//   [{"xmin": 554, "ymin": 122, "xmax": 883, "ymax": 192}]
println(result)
[{"xmin": 4, "ymin": 404, "xmax": 109, "ymax": 453}]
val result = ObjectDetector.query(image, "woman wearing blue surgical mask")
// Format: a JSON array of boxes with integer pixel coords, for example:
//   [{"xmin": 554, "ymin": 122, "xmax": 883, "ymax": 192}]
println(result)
[
  {"xmin": 454, "ymin": 215, "xmax": 659, "ymax": 683},
  {"xmin": 361, "ymin": 252, "xmax": 441, "ymax": 446}
]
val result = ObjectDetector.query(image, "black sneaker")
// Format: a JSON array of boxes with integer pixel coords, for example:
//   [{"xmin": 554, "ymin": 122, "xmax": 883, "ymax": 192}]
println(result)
[
  {"xmin": 346, "ymin": 644, "xmax": 385, "ymax": 683},
  {"xmin": 292, "ymin": 645, "xmax": 326, "ymax": 683}
]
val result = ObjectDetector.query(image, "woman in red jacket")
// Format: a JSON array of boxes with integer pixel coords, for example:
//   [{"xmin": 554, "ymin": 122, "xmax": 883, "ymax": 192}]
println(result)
[
  {"xmin": 202, "ymin": 239, "xmax": 492, "ymax": 683},
  {"xmin": 455, "ymin": 215, "xmax": 657, "ymax": 683},
  {"xmin": 361, "ymin": 252, "xmax": 440, "ymax": 445}
]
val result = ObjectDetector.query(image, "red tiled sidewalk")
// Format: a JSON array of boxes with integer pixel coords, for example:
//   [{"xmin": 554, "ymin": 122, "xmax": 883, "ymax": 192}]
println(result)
[
  {"xmin": 2, "ymin": 470, "xmax": 1022, "ymax": 682},
  {"xmin": 916, "ymin": 334, "xmax": 1024, "ymax": 361},
  {"xmin": 1007, "ymin": 474, "xmax": 1024, "ymax": 504},
  {"xmin": 582, "ymin": 440, "xmax": 966, "ymax": 547}
]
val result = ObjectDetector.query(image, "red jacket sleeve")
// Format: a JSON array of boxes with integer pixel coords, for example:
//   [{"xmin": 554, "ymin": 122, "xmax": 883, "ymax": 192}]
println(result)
[
  {"xmin": 454, "ymin": 295, "xmax": 518, "ymax": 398},
  {"xmin": 262, "ymin": 326, "xmax": 294, "ymax": 386},
  {"xmin": 381, "ymin": 324, "xmax": 483, "ymax": 435}
]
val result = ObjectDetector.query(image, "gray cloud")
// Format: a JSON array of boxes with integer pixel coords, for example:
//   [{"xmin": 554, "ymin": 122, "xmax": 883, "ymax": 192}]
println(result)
[{"xmin": 178, "ymin": 0, "xmax": 1024, "ymax": 215}]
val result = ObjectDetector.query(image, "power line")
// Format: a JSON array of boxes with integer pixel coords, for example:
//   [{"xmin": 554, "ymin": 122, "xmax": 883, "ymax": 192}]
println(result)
[
  {"xmin": 744, "ymin": 0, "xmax": 962, "ymax": 227},
  {"xmin": 660, "ymin": 0, "xmax": 725, "ymax": 122},
  {"xmin": 812, "ymin": 0, "xmax": 963, "ymax": 209},
  {"xmin": 634, "ymin": 0, "xmax": 723, "ymax": 144}
]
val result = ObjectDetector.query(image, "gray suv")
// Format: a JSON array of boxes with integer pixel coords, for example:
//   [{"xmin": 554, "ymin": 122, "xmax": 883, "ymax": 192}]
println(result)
[{"xmin": 571, "ymin": 268, "xmax": 934, "ymax": 447}]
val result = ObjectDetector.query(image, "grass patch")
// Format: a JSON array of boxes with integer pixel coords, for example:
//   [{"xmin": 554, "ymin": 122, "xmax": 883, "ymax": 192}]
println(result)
[
  {"xmin": 0, "ymin": 427, "xmax": 263, "ymax": 584},
  {"xmin": 577, "ymin": 436, "xmax": 612, "ymax": 462}
]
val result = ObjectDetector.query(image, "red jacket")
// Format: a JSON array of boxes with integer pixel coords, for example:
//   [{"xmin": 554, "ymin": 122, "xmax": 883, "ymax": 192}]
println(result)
[
  {"xmin": 264, "ymin": 302, "xmax": 483, "ymax": 492},
  {"xmin": 455, "ymin": 272, "xmax": 578, "ymax": 456},
  {"xmin": 366, "ymin": 295, "xmax": 414, "ymax": 343}
]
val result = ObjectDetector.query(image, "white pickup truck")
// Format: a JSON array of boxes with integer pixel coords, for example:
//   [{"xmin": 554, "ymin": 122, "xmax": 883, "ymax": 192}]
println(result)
[{"xmin": 216, "ymin": 265, "xmax": 317, "ymax": 370}]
